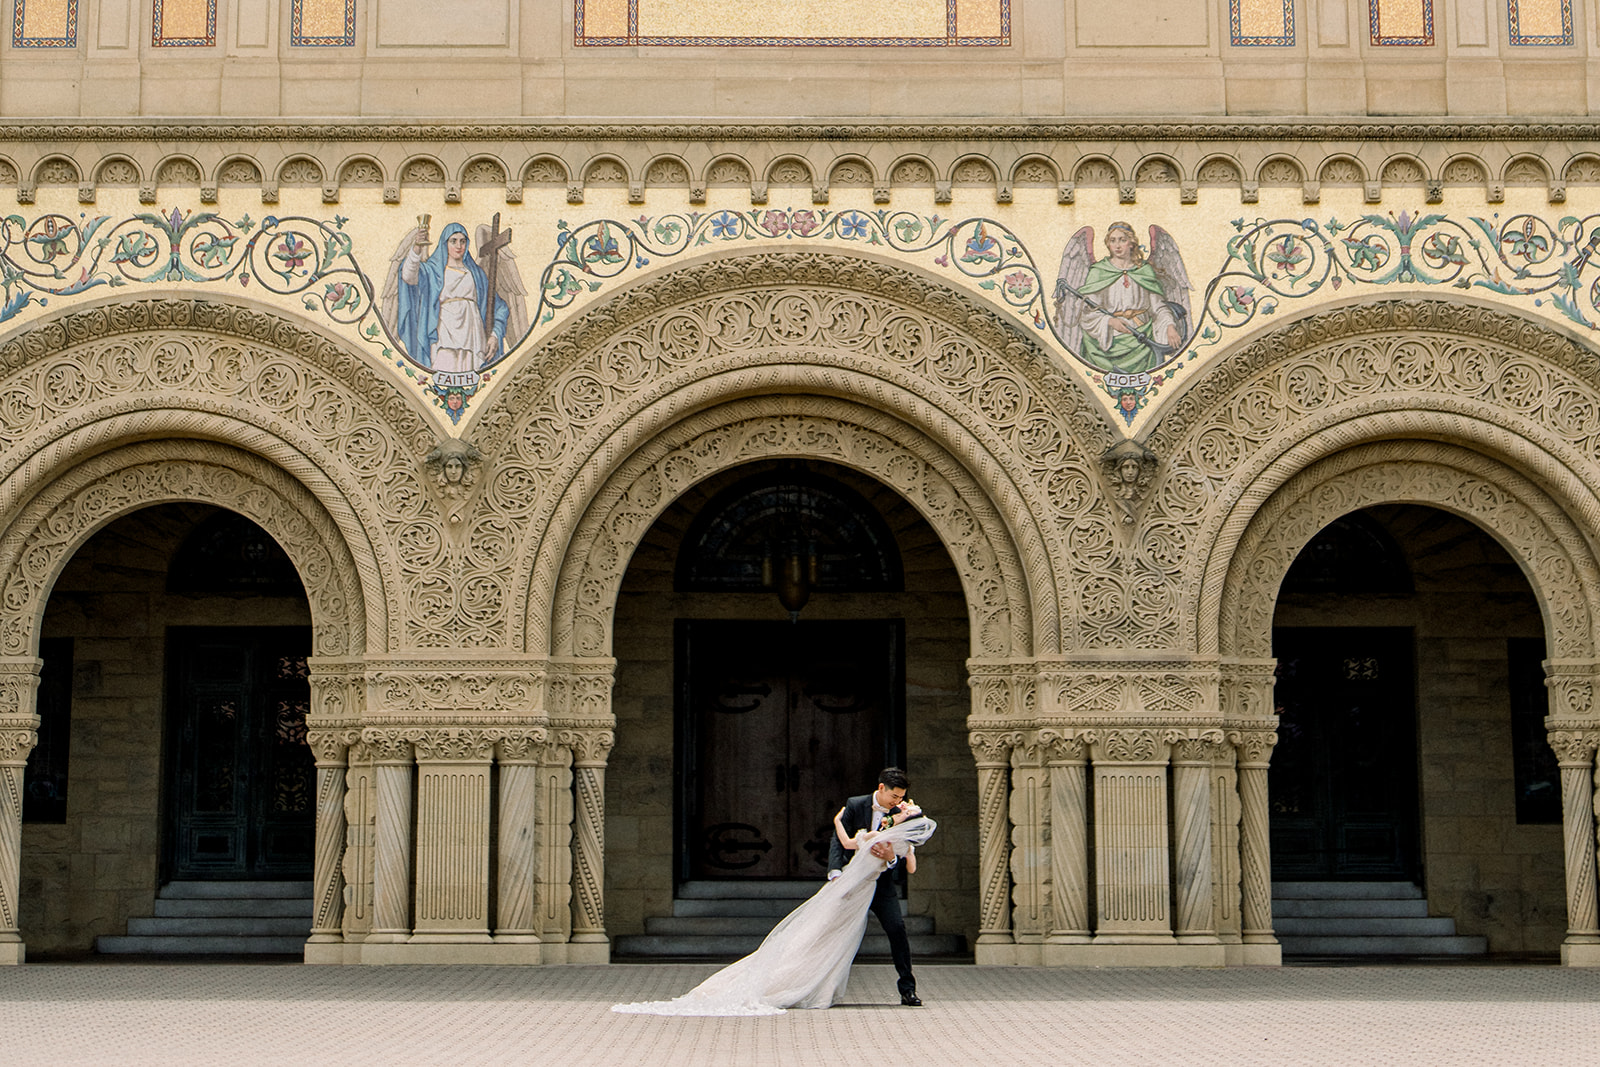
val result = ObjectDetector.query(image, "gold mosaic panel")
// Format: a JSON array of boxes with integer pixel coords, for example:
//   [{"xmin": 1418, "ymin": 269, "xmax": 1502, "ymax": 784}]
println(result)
[
  {"xmin": 1231, "ymin": 0, "xmax": 1292, "ymax": 44},
  {"xmin": 1369, "ymin": 0, "xmax": 1433, "ymax": 45},
  {"xmin": 14, "ymin": 0, "xmax": 75, "ymax": 45},
  {"xmin": 1509, "ymin": 0, "xmax": 1572, "ymax": 44},
  {"xmin": 578, "ymin": 0, "xmax": 1008, "ymax": 44}
]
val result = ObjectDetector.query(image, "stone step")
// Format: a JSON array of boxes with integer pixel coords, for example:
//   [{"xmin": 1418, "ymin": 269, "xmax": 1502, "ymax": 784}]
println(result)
[
  {"xmin": 1276, "ymin": 935, "xmax": 1488, "ymax": 956},
  {"xmin": 673, "ymin": 897, "xmax": 800, "ymax": 918},
  {"xmin": 1273, "ymin": 898, "xmax": 1430, "ymax": 919},
  {"xmin": 1271, "ymin": 881, "xmax": 1422, "ymax": 900},
  {"xmin": 95, "ymin": 935, "xmax": 306, "ymax": 955},
  {"xmin": 127, "ymin": 916, "xmax": 312, "ymax": 937},
  {"xmin": 157, "ymin": 881, "xmax": 314, "ymax": 900},
  {"xmin": 644, "ymin": 915, "xmax": 935, "ymax": 936},
  {"xmin": 612, "ymin": 933, "xmax": 966, "ymax": 958},
  {"xmin": 675, "ymin": 881, "xmax": 818, "ymax": 900},
  {"xmin": 1273, "ymin": 916, "xmax": 1459, "ymax": 937},
  {"xmin": 153, "ymin": 897, "xmax": 313, "ymax": 918}
]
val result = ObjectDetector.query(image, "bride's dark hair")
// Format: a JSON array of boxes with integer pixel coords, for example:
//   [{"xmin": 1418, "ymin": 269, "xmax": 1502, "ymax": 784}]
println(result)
[{"xmin": 878, "ymin": 767, "xmax": 909, "ymax": 790}]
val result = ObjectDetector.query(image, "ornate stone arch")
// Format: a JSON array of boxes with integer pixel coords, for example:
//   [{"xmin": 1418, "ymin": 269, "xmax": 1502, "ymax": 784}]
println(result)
[
  {"xmin": 469, "ymin": 251, "xmax": 1117, "ymax": 659},
  {"xmin": 0, "ymin": 296, "xmax": 441, "ymax": 653},
  {"xmin": 549, "ymin": 395, "xmax": 1030, "ymax": 661},
  {"xmin": 1144, "ymin": 298, "xmax": 1600, "ymax": 657},
  {"xmin": 1217, "ymin": 441, "xmax": 1600, "ymax": 668},
  {"xmin": 0, "ymin": 440, "xmax": 364, "ymax": 658}
]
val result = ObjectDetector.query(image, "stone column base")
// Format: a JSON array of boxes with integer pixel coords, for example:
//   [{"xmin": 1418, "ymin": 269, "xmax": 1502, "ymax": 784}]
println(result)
[
  {"xmin": 355, "ymin": 941, "xmax": 550, "ymax": 965},
  {"xmin": 1228, "ymin": 942, "xmax": 1282, "ymax": 966},
  {"xmin": 0, "ymin": 940, "xmax": 23, "ymax": 965},
  {"xmin": 566, "ymin": 939, "xmax": 611, "ymax": 964},
  {"xmin": 1561, "ymin": 941, "xmax": 1600, "ymax": 966},
  {"xmin": 1053, "ymin": 941, "xmax": 1226, "ymax": 967},
  {"xmin": 974, "ymin": 941, "xmax": 1018, "ymax": 966}
]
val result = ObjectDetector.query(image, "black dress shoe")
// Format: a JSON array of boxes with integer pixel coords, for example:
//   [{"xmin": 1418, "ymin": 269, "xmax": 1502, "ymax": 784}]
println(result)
[{"xmin": 900, "ymin": 992, "xmax": 922, "ymax": 1006}]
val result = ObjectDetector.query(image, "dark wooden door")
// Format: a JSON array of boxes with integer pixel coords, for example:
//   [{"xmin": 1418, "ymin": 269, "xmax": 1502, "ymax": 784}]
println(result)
[
  {"xmin": 166, "ymin": 627, "xmax": 315, "ymax": 880},
  {"xmin": 678, "ymin": 620, "xmax": 903, "ymax": 880},
  {"xmin": 1269, "ymin": 627, "xmax": 1420, "ymax": 881}
]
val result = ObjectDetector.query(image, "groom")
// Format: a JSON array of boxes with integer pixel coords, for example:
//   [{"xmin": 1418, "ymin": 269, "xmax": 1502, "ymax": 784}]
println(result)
[{"xmin": 828, "ymin": 766, "xmax": 921, "ymax": 1006}]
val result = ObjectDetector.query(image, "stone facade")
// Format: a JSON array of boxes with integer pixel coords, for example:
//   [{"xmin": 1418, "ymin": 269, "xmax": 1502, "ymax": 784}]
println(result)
[{"xmin": 1, "ymin": 0, "xmax": 1599, "ymax": 969}]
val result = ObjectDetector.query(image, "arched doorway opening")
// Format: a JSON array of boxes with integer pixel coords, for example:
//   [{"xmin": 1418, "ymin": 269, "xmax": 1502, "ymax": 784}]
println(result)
[
  {"xmin": 21, "ymin": 504, "xmax": 315, "ymax": 957},
  {"xmin": 1270, "ymin": 504, "xmax": 1563, "ymax": 957},
  {"xmin": 605, "ymin": 459, "xmax": 974, "ymax": 958}
]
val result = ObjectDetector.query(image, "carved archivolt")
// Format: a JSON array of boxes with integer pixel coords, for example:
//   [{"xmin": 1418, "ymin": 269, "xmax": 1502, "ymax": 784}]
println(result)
[
  {"xmin": 1145, "ymin": 299, "xmax": 1600, "ymax": 656},
  {"xmin": 471, "ymin": 252, "xmax": 1116, "ymax": 657},
  {"xmin": 0, "ymin": 297, "xmax": 437, "ymax": 652},
  {"xmin": 548, "ymin": 399, "xmax": 1028, "ymax": 659},
  {"xmin": 1219, "ymin": 442, "xmax": 1600, "ymax": 661},
  {"xmin": 0, "ymin": 441, "xmax": 364, "ymax": 658}
]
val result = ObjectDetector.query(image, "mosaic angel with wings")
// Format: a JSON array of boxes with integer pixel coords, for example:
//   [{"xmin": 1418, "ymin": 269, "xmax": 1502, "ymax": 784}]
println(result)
[
  {"xmin": 379, "ymin": 215, "xmax": 530, "ymax": 374},
  {"xmin": 1052, "ymin": 222, "xmax": 1192, "ymax": 374}
]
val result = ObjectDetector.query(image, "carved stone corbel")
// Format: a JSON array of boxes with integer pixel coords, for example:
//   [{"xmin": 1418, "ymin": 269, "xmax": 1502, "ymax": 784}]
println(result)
[
  {"xmin": 1101, "ymin": 440, "xmax": 1158, "ymax": 527},
  {"xmin": 423, "ymin": 438, "xmax": 484, "ymax": 526}
]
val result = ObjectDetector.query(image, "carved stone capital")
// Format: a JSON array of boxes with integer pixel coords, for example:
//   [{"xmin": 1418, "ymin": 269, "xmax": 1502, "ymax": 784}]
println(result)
[
  {"xmin": 1036, "ymin": 727, "xmax": 1092, "ymax": 763},
  {"xmin": 968, "ymin": 729, "xmax": 1017, "ymax": 766},
  {"xmin": 0, "ymin": 725, "xmax": 38, "ymax": 763},
  {"xmin": 1228, "ymin": 729, "xmax": 1278, "ymax": 768},
  {"xmin": 410, "ymin": 727, "xmax": 497, "ymax": 762},
  {"xmin": 305, "ymin": 728, "xmax": 359, "ymax": 766},
  {"xmin": 1164, "ymin": 728, "xmax": 1226, "ymax": 764},
  {"xmin": 360, "ymin": 728, "xmax": 416, "ymax": 764},
  {"xmin": 1095, "ymin": 728, "xmax": 1164, "ymax": 763},
  {"xmin": 489, "ymin": 727, "xmax": 550, "ymax": 763},
  {"xmin": 1547, "ymin": 730, "xmax": 1600, "ymax": 767},
  {"xmin": 557, "ymin": 728, "xmax": 614, "ymax": 767}
]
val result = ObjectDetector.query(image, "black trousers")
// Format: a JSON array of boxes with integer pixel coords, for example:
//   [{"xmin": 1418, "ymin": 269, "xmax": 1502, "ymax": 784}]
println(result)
[{"xmin": 869, "ymin": 874, "xmax": 915, "ymax": 995}]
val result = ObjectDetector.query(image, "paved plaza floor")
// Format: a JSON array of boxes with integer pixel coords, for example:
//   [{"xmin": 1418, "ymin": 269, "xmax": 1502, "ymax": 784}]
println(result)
[{"xmin": 0, "ymin": 960, "xmax": 1596, "ymax": 1066}]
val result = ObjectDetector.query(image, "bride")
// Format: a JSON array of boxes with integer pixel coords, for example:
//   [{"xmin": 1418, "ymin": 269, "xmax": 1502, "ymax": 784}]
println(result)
[{"xmin": 612, "ymin": 807, "xmax": 937, "ymax": 1016}]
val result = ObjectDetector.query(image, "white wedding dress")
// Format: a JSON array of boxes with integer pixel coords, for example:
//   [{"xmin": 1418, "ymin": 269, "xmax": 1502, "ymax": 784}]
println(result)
[{"xmin": 612, "ymin": 816, "xmax": 937, "ymax": 1016}]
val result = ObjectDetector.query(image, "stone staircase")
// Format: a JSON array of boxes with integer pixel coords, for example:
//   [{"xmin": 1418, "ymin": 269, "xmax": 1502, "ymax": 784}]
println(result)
[
  {"xmin": 1272, "ymin": 881, "xmax": 1488, "ymax": 956},
  {"xmin": 96, "ymin": 881, "xmax": 312, "ymax": 956},
  {"xmin": 613, "ymin": 880, "xmax": 967, "ymax": 959}
]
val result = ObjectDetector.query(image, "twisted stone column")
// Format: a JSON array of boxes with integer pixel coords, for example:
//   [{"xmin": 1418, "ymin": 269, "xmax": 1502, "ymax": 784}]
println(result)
[
  {"xmin": 565, "ymin": 728, "xmax": 614, "ymax": 947},
  {"xmin": 1168, "ymin": 731, "xmax": 1224, "ymax": 941},
  {"xmin": 305, "ymin": 729, "xmax": 354, "ymax": 944},
  {"xmin": 1550, "ymin": 731, "xmax": 1600, "ymax": 948},
  {"xmin": 0, "ymin": 660, "xmax": 40, "ymax": 965},
  {"xmin": 1041, "ymin": 730, "xmax": 1091, "ymax": 942},
  {"xmin": 364, "ymin": 729, "xmax": 415, "ymax": 942},
  {"xmin": 493, "ymin": 729, "xmax": 547, "ymax": 942},
  {"xmin": 1230, "ymin": 729, "xmax": 1278, "ymax": 946},
  {"xmin": 970, "ymin": 730, "xmax": 1015, "ymax": 947}
]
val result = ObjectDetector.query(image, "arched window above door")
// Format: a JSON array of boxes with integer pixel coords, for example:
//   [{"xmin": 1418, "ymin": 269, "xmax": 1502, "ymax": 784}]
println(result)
[
  {"xmin": 675, "ymin": 469, "xmax": 903, "ymax": 594},
  {"xmin": 168, "ymin": 510, "xmax": 305, "ymax": 598}
]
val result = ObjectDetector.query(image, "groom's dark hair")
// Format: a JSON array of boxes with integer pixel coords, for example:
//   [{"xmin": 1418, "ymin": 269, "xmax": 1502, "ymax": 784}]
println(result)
[{"xmin": 878, "ymin": 767, "xmax": 909, "ymax": 790}]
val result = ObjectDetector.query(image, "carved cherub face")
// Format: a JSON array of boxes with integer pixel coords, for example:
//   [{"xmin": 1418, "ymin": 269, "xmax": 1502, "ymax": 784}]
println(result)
[
  {"xmin": 1118, "ymin": 456, "xmax": 1142, "ymax": 484},
  {"xmin": 442, "ymin": 456, "xmax": 465, "ymax": 484}
]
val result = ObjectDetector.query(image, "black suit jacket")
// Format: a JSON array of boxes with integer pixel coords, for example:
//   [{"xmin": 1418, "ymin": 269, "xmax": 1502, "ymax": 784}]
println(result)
[{"xmin": 827, "ymin": 793, "xmax": 902, "ymax": 874}]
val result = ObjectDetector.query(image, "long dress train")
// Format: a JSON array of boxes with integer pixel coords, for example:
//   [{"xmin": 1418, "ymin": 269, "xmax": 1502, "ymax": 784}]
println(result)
[{"xmin": 612, "ymin": 816, "xmax": 937, "ymax": 1016}]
